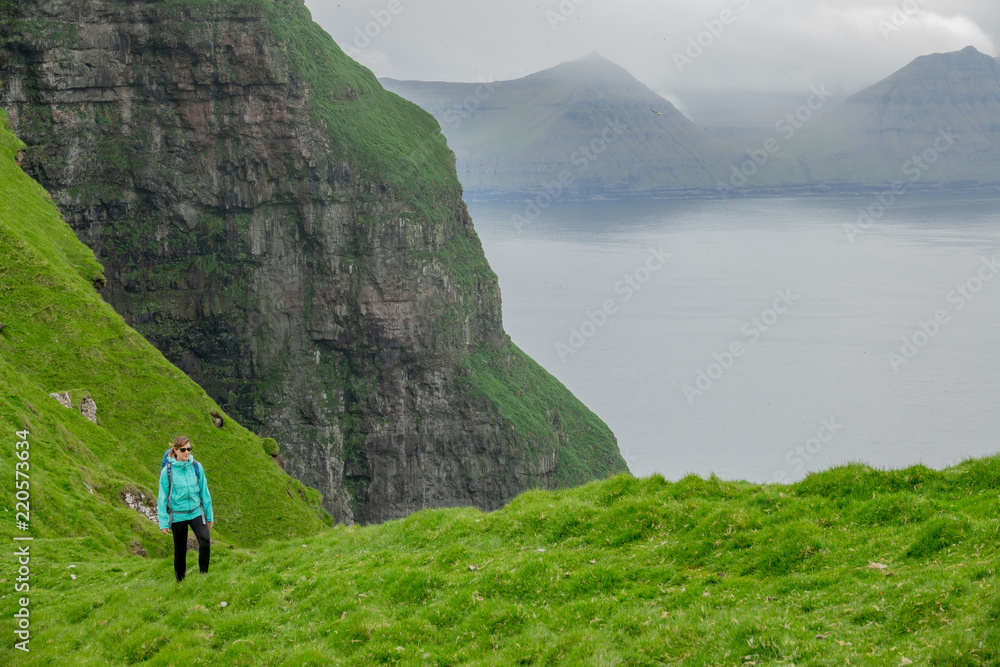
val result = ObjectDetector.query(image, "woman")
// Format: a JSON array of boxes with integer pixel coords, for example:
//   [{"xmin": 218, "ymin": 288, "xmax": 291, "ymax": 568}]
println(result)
[{"xmin": 157, "ymin": 436, "xmax": 214, "ymax": 582}]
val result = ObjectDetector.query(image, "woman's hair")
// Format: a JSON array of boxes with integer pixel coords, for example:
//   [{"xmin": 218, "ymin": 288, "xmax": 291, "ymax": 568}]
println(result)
[{"xmin": 169, "ymin": 436, "xmax": 190, "ymax": 458}]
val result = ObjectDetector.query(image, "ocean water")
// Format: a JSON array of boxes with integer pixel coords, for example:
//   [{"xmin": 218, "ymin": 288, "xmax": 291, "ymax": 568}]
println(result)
[{"xmin": 468, "ymin": 194, "xmax": 1000, "ymax": 483}]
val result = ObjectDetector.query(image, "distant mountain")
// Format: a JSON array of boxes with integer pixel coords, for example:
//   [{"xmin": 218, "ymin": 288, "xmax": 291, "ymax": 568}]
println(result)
[
  {"xmin": 784, "ymin": 46, "xmax": 1000, "ymax": 189},
  {"xmin": 385, "ymin": 48, "xmax": 1000, "ymax": 199},
  {"xmin": 383, "ymin": 54, "xmax": 738, "ymax": 198}
]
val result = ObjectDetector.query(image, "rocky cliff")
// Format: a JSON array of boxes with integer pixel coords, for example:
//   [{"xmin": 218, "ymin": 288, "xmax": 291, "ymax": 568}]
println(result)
[
  {"xmin": 0, "ymin": 0, "xmax": 627, "ymax": 524},
  {"xmin": 0, "ymin": 105, "xmax": 328, "ymax": 551}
]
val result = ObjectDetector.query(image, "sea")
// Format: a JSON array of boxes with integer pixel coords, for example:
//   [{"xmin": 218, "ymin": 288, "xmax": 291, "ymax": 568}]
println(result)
[{"xmin": 467, "ymin": 193, "xmax": 1000, "ymax": 483}]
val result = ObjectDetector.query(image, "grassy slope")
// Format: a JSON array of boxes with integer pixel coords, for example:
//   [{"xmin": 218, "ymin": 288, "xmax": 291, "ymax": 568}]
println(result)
[
  {"xmin": 0, "ymin": 108, "xmax": 329, "ymax": 554},
  {"xmin": 261, "ymin": 0, "xmax": 460, "ymax": 224},
  {"xmin": 461, "ymin": 339, "xmax": 628, "ymax": 486},
  {"xmin": 5, "ymin": 460, "xmax": 998, "ymax": 665}
]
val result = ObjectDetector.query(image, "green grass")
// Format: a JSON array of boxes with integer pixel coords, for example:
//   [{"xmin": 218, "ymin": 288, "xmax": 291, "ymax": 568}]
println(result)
[
  {"xmin": 461, "ymin": 339, "xmax": 627, "ymax": 487},
  {"xmin": 0, "ymin": 106, "xmax": 329, "ymax": 554},
  {"xmin": 260, "ymin": 0, "xmax": 460, "ymax": 224},
  {"xmin": 3, "ymin": 101, "xmax": 999, "ymax": 664},
  {"xmin": 4, "ymin": 461, "xmax": 998, "ymax": 665}
]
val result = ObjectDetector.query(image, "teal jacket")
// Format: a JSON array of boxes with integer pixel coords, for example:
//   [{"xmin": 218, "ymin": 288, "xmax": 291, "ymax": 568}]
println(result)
[{"xmin": 157, "ymin": 455, "xmax": 214, "ymax": 529}]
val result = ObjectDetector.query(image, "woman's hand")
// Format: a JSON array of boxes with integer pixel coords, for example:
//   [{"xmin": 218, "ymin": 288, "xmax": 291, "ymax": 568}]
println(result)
[
  {"xmin": 161, "ymin": 528, "xmax": 169, "ymax": 535},
  {"xmin": 208, "ymin": 521, "xmax": 214, "ymax": 530}
]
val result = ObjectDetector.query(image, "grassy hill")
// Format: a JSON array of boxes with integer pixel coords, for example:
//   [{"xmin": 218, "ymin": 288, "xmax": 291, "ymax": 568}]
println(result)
[
  {"xmin": 3, "ymin": 460, "xmax": 998, "ymax": 664},
  {"xmin": 0, "ymin": 106, "xmax": 329, "ymax": 556}
]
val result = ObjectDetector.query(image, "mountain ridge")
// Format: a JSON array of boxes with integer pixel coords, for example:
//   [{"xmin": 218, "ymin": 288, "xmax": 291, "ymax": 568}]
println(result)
[
  {"xmin": 382, "ymin": 53, "xmax": 738, "ymax": 198},
  {"xmin": 386, "ymin": 47, "xmax": 1000, "ymax": 198},
  {"xmin": 775, "ymin": 45, "xmax": 1000, "ymax": 189}
]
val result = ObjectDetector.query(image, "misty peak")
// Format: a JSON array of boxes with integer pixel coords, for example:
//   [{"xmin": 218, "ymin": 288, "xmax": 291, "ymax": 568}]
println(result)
[
  {"xmin": 909, "ymin": 45, "xmax": 998, "ymax": 69},
  {"xmin": 848, "ymin": 45, "xmax": 1000, "ymax": 104},
  {"xmin": 530, "ymin": 52, "xmax": 639, "ymax": 88}
]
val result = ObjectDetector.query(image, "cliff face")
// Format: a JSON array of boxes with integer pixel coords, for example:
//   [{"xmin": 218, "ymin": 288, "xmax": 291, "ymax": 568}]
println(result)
[
  {"xmin": 0, "ymin": 105, "xmax": 329, "ymax": 550},
  {"xmin": 1, "ymin": 0, "xmax": 627, "ymax": 523}
]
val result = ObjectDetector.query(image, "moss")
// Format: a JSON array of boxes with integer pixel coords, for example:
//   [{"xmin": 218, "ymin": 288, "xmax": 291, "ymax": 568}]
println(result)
[
  {"xmin": 260, "ymin": 437, "xmax": 279, "ymax": 457},
  {"xmin": 313, "ymin": 344, "xmax": 375, "ymax": 515},
  {"xmin": 440, "ymin": 232, "xmax": 497, "ymax": 287}
]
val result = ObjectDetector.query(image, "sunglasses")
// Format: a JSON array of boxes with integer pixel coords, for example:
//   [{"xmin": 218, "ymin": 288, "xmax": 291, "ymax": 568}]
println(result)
[{"xmin": 177, "ymin": 447, "xmax": 193, "ymax": 452}]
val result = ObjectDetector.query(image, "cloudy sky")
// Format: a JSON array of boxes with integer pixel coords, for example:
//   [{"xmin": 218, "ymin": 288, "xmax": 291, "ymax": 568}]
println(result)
[{"xmin": 305, "ymin": 0, "xmax": 998, "ymax": 121}]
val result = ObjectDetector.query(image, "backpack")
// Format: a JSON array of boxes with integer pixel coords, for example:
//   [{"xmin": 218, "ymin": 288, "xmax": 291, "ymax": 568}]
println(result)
[{"xmin": 161, "ymin": 449, "xmax": 207, "ymax": 525}]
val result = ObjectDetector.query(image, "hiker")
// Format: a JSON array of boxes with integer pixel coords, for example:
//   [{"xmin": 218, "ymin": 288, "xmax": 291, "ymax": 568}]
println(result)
[{"xmin": 157, "ymin": 436, "xmax": 214, "ymax": 582}]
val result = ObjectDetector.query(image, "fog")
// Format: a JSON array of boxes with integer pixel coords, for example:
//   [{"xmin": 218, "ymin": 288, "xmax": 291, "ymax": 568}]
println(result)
[{"xmin": 307, "ymin": 0, "xmax": 999, "ymax": 121}]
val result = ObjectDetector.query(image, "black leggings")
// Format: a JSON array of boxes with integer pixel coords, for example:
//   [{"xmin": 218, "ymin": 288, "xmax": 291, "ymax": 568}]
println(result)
[{"xmin": 170, "ymin": 517, "xmax": 210, "ymax": 581}]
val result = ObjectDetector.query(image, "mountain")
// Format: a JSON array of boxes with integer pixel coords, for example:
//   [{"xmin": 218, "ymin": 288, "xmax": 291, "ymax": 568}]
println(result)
[
  {"xmin": 0, "ymin": 0, "xmax": 626, "ymax": 524},
  {"xmin": 0, "ymin": 107, "xmax": 328, "ymax": 553},
  {"xmin": 784, "ymin": 46, "xmax": 1000, "ymax": 188},
  {"xmin": 386, "ymin": 48, "xmax": 1000, "ymax": 197},
  {"xmin": 382, "ymin": 53, "xmax": 739, "ymax": 198}
]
